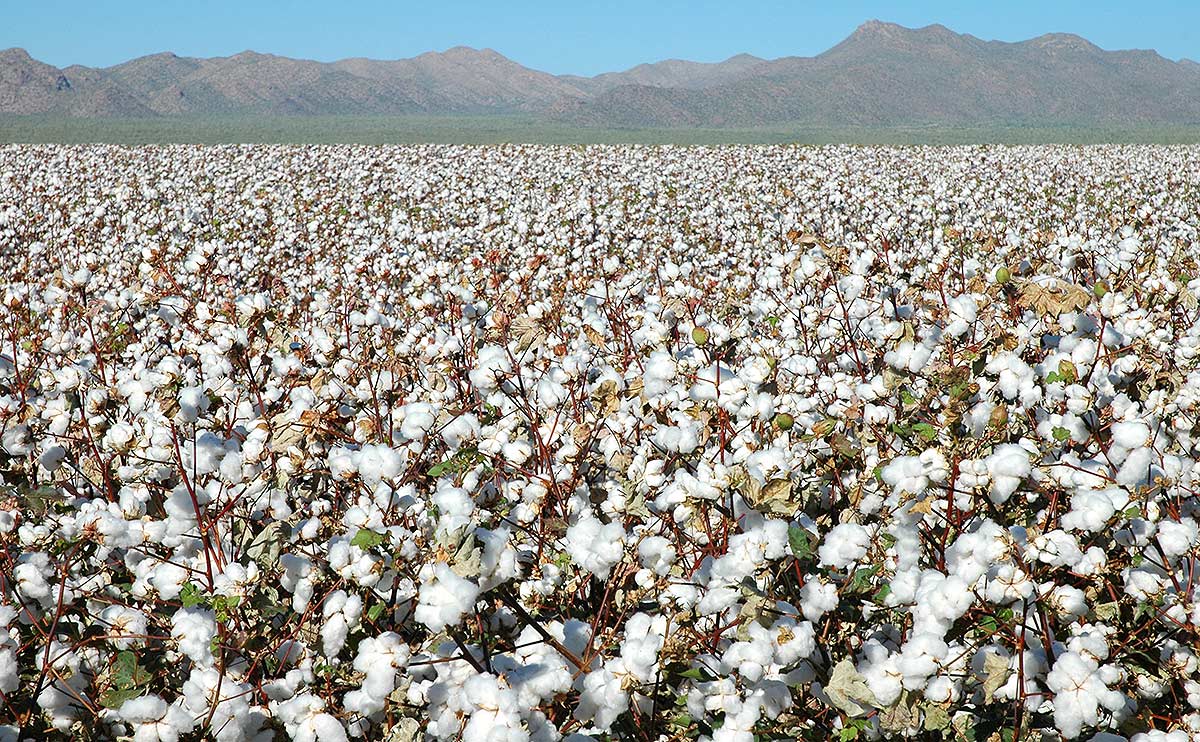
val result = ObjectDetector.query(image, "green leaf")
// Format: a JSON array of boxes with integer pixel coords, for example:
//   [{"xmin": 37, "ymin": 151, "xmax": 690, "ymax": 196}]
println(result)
[
  {"xmin": 978, "ymin": 615, "xmax": 999, "ymax": 635},
  {"xmin": 679, "ymin": 667, "xmax": 707, "ymax": 680},
  {"xmin": 113, "ymin": 650, "xmax": 151, "ymax": 693},
  {"xmin": 787, "ymin": 526, "xmax": 813, "ymax": 561},
  {"xmin": 847, "ymin": 565, "xmax": 880, "ymax": 593},
  {"xmin": 113, "ymin": 651, "xmax": 137, "ymax": 689},
  {"xmin": 351, "ymin": 529, "xmax": 385, "ymax": 549},
  {"xmin": 899, "ymin": 389, "xmax": 917, "ymax": 406},
  {"xmin": 1046, "ymin": 371, "xmax": 1064, "ymax": 384},
  {"xmin": 100, "ymin": 687, "xmax": 144, "ymax": 710},
  {"xmin": 180, "ymin": 582, "xmax": 207, "ymax": 608},
  {"xmin": 766, "ymin": 316, "xmax": 780, "ymax": 327},
  {"xmin": 1123, "ymin": 505, "xmax": 1143, "ymax": 519},
  {"xmin": 1052, "ymin": 426, "xmax": 1071, "ymax": 441},
  {"xmin": 427, "ymin": 459, "xmax": 456, "ymax": 477},
  {"xmin": 367, "ymin": 603, "xmax": 385, "ymax": 622},
  {"xmin": 839, "ymin": 727, "xmax": 859, "ymax": 741},
  {"xmin": 872, "ymin": 584, "xmax": 891, "ymax": 604},
  {"xmin": 912, "ymin": 423, "xmax": 938, "ymax": 441}
]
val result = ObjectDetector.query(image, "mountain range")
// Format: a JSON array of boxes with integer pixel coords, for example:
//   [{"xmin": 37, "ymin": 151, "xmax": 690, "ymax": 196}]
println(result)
[{"xmin": 4, "ymin": 20, "xmax": 1200, "ymax": 128}]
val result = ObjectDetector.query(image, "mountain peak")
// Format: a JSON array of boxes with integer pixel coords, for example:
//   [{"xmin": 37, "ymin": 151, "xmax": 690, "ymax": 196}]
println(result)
[
  {"xmin": 838, "ymin": 20, "xmax": 967, "ymax": 51},
  {"xmin": 0, "ymin": 48, "xmax": 34, "ymax": 62},
  {"xmin": 1026, "ymin": 32, "xmax": 1099, "ymax": 53}
]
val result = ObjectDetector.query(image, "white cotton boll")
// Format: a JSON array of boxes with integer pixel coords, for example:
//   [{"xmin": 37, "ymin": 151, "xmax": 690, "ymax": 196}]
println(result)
[
  {"xmin": 344, "ymin": 632, "xmax": 410, "ymax": 718},
  {"xmin": 881, "ymin": 455, "xmax": 928, "ymax": 497},
  {"xmin": 415, "ymin": 563, "xmax": 480, "ymax": 632},
  {"xmin": 1061, "ymin": 488, "xmax": 1128, "ymax": 533},
  {"xmin": 1045, "ymin": 651, "xmax": 1127, "ymax": 739},
  {"xmin": 170, "ymin": 608, "xmax": 217, "ymax": 666},
  {"xmin": 800, "ymin": 579, "xmax": 840, "ymax": 622},
  {"xmin": 1157, "ymin": 518, "xmax": 1198, "ymax": 559},
  {"xmin": 566, "ymin": 515, "xmax": 626, "ymax": 580},
  {"xmin": 945, "ymin": 295, "xmax": 977, "ymax": 337},
  {"xmin": 897, "ymin": 633, "xmax": 948, "ymax": 690},
  {"xmin": 441, "ymin": 413, "xmax": 480, "ymax": 450},
  {"xmin": 689, "ymin": 363, "xmax": 746, "ymax": 407},
  {"xmin": 1049, "ymin": 585, "xmax": 1090, "ymax": 621},
  {"xmin": 100, "ymin": 605, "xmax": 149, "ymax": 649},
  {"xmin": 470, "ymin": 345, "xmax": 512, "ymax": 393},
  {"xmin": 296, "ymin": 714, "xmax": 349, "ymax": 742},
  {"xmin": 985, "ymin": 444, "xmax": 1031, "ymax": 504},
  {"xmin": 320, "ymin": 590, "xmax": 363, "ymax": 658},
  {"xmin": 0, "ymin": 425, "xmax": 32, "ymax": 456},
  {"xmin": 925, "ymin": 675, "xmax": 958, "ymax": 704},
  {"xmin": 176, "ymin": 385, "xmax": 209, "ymax": 423},
  {"xmin": 885, "ymin": 341, "xmax": 934, "ymax": 373},
  {"xmin": 118, "ymin": 695, "xmax": 195, "ymax": 742},
  {"xmin": 637, "ymin": 536, "xmax": 675, "ymax": 576},
  {"xmin": 771, "ymin": 617, "xmax": 816, "ymax": 667},
  {"xmin": 1131, "ymin": 732, "xmax": 1190, "ymax": 742},
  {"xmin": 1111, "ymin": 420, "xmax": 1151, "ymax": 449},
  {"xmin": 399, "ymin": 402, "xmax": 437, "ymax": 441},
  {"xmin": 576, "ymin": 665, "xmax": 627, "ymax": 731},
  {"xmin": 818, "ymin": 523, "xmax": 871, "ymax": 569},
  {"xmin": 432, "ymin": 484, "xmax": 475, "ymax": 535},
  {"xmin": 1027, "ymin": 530, "xmax": 1084, "ymax": 568}
]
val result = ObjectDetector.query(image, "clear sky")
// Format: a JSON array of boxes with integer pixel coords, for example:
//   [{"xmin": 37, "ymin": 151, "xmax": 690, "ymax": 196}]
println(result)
[{"xmin": 5, "ymin": 1, "xmax": 1198, "ymax": 75}]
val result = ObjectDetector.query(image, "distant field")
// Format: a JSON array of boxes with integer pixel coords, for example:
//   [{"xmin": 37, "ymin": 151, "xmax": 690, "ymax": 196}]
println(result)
[{"xmin": 6, "ymin": 115, "xmax": 1200, "ymax": 145}]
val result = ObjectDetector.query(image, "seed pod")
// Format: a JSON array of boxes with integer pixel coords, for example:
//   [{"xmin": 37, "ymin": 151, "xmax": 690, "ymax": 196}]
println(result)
[{"xmin": 990, "ymin": 404, "xmax": 1009, "ymax": 430}]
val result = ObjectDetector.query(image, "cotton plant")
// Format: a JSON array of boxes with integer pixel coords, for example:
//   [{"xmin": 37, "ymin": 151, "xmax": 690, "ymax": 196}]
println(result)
[{"xmin": 1, "ymin": 144, "xmax": 1200, "ymax": 740}]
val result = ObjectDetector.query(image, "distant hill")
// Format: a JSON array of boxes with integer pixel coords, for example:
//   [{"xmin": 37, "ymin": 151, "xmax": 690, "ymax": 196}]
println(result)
[{"xmin": 5, "ymin": 20, "xmax": 1200, "ymax": 128}]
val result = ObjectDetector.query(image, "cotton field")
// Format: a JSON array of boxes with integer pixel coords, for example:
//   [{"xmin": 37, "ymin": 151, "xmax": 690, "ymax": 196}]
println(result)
[{"xmin": 2, "ymin": 144, "xmax": 1200, "ymax": 741}]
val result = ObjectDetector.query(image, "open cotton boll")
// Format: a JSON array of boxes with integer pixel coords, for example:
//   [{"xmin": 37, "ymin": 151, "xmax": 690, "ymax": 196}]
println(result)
[
  {"xmin": 343, "ymin": 632, "xmax": 411, "ymax": 718},
  {"xmin": 117, "ymin": 695, "xmax": 195, "ymax": 742},
  {"xmin": 885, "ymin": 340, "xmax": 935, "ymax": 373},
  {"xmin": 1131, "ymin": 732, "xmax": 1191, "ymax": 742},
  {"xmin": 880, "ymin": 456, "xmax": 928, "ymax": 497},
  {"xmin": 320, "ymin": 589, "xmax": 363, "ymax": 658},
  {"xmin": 799, "ymin": 579, "xmax": 840, "ymax": 622},
  {"xmin": 1045, "ymin": 650, "xmax": 1128, "ymax": 739},
  {"xmin": 399, "ymin": 402, "xmax": 438, "ymax": 441},
  {"xmin": 1115, "ymin": 446, "xmax": 1159, "ymax": 489},
  {"xmin": 275, "ymin": 694, "xmax": 348, "ymax": 742},
  {"xmin": 565, "ymin": 515, "xmax": 626, "ymax": 580},
  {"xmin": 415, "ymin": 564, "xmax": 480, "ymax": 632},
  {"xmin": 1112, "ymin": 420, "xmax": 1151, "ymax": 450},
  {"xmin": 1156, "ymin": 518, "xmax": 1198, "ymax": 560},
  {"xmin": 985, "ymin": 444, "xmax": 1032, "ymax": 504},
  {"xmin": 1061, "ymin": 488, "xmax": 1129, "ymax": 533},
  {"xmin": 441, "ymin": 412, "xmax": 480, "ymax": 450},
  {"xmin": 637, "ymin": 536, "xmax": 676, "ymax": 576},
  {"xmin": 575, "ymin": 665, "xmax": 627, "ymax": 731},
  {"xmin": 100, "ymin": 605, "xmax": 149, "ymax": 650},
  {"xmin": 945, "ymin": 295, "xmax": 977, "ymax": 337},
  {"xmin": 170, "ymin": 607, "xmax": 217, "ymax": 666},
  {"xmin": 818, "ymin": 523, "xmax": 871, "ymax": 569},
  {"xmin": 689, "ymin": 363, "xmax": 747, "ymax": 408},
  {"xmin": 470, "ymin": 345, "xmax": 513, "ymax": 393}
]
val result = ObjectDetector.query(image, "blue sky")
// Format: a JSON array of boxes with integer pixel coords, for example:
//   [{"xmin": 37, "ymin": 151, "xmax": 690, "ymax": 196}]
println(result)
[{"xmin": 5, "ymin": 1, "xmax": 1198, "ymax": 74}]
